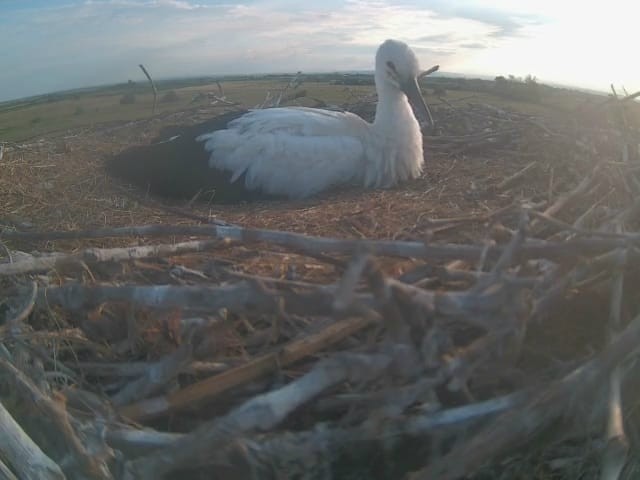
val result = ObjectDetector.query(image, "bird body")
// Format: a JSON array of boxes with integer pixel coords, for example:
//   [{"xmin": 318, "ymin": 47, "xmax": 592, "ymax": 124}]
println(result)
[
  {"xmin": 106, "ymin": 39, "xmax": 433, "ymax": 202},
  {"xmin": 197, "ymin": 107, "xmax": 372, "ymax": 198}
]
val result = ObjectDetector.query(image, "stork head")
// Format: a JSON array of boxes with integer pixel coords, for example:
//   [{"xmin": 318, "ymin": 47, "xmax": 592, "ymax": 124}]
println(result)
[{"xmin": 375, "ymin": 39, "xmax": 434, "ymax": 128}]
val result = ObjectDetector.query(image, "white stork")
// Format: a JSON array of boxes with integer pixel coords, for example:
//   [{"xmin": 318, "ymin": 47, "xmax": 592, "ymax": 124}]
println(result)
[{"xmin": 106, "ymin": 39, "xmax": 434, "ymax": 203}]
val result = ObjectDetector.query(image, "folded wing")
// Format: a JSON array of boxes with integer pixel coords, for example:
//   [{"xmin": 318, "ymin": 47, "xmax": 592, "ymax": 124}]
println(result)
[{"xmin": 197, "ymin": 107, "xmax": 371, "ymax": 198}]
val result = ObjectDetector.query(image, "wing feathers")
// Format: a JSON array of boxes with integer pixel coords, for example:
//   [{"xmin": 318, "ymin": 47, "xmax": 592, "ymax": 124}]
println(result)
[{"xmin": 197, "ymin": 108, "xmax": 371, "ymax": 198}]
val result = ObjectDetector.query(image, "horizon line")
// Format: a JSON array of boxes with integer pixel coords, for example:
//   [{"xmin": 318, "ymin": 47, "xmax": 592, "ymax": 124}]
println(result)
[{"xmin": 0, "ymin": 70, "xmax": 611, "ymax": 105}]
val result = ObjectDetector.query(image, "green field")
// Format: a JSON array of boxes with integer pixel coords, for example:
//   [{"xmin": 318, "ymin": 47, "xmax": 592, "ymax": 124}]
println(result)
[
  {"xmin": 0, "ymin": 77, "xmax": 374, "ymax": 142},
  {"xmin": 0, "ymin": 74, "xmax": 604, "ymax": 142}
]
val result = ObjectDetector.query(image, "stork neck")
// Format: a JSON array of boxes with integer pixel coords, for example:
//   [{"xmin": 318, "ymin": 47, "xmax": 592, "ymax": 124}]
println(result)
[{"xmin": 372, "ymin": 86, "xmax": 415, "ymax": 134}]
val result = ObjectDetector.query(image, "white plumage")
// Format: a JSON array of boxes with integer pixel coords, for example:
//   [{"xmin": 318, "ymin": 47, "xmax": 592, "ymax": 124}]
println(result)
[
  {"xmin": 106, "ymin": 39, "xmax": 434, "ymax": 203},
  {"xmin": 197, "ymin": 108, "xmax": 371, "ymax": 198}
]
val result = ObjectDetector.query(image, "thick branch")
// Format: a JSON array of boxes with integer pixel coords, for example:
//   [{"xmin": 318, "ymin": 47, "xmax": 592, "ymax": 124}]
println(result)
[
  {"xmin": 0, "ymin": 240, "xmax": 222, "ymax": 276},
  {"xmin": 0, "ymin": 400, "xmax": 64, "ymax": 480},
  {"xmin": 123, "ymin": 353, "xmax": 393, "ymax": 479},
  {"xmin": 119, "ymin": 314, "xmax": 377, "ymax": 421},
  {"xmin": 4, "ymin": 224, "xmax": 640, "ymax": 262}
]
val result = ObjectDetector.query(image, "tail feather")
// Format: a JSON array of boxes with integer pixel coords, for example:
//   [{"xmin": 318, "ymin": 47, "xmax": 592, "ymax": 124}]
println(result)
[{"xmin": 105, "ymin": 111, "xmax": 275, "ymax": 203}]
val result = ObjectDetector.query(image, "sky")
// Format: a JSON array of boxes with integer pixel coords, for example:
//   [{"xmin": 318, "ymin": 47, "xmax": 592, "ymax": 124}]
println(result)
[{"xmin": 1, "ymin": 0, "xmax": 638, "ymax": 102}]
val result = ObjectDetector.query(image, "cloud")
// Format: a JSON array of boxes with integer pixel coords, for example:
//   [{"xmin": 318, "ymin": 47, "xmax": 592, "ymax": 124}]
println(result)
[
  {"xmin": 460, "ymin": 42, "xmax": 487, "ymax": 49},
  {"xmin": 406, "ymin": 0, "xmax": 544, "ymax": 39},
  {"xmin": 2, "ymin": 0, "xmax": 499, "ymax": 100},
  {"xmin": 83, "ymin": 0, "xmax": 208, "ymax": 9},
  {"xmin": 459, "ymin": 8, "xmax": 539, "ymax": 38},
  {"xmin": 6, "ymin": 0, "xmax": 635, "ymax": 102},
  {"xmin": 416, "ymin": 33, "xmax": 456, "ymax": 43}
]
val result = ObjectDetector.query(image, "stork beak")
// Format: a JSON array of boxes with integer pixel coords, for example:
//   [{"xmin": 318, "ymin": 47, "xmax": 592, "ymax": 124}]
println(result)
[{"xmin": 402, "ymin": 77, "xmax": 434, "ymax": 130}]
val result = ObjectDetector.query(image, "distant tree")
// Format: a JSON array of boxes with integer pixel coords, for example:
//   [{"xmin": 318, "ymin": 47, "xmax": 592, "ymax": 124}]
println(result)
[
  {"xmin": 494, "ymin": 73, "xmax": 542, "ymax": 103},
  {"xmin": 523, "ymin": 74, "xmax": 541, "ymax": 102}
]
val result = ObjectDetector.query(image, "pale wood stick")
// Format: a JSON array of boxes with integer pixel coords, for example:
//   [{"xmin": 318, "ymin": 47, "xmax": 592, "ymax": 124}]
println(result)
[
  {"xmin": 37, "ymin": 281, "xmax": 274, "ymax": 313},
  {"xmin": 0, "ymin": 400, "xmax": 64, "ymax": 480},
  {"xmin": 495, "ymin": 161, "xmax": 538, "ymax": 191},
  {"xmin": 600, "ymin": 240, "xmax": 629, "ymax": 480},
  {"xmin": 0, "ymin": 459, "xmax": 19, "ymax": 480},
  {"xmin": 4, "ymin": 224, "xmax": 640, "ymax": 262},
  {"xmin": 106, "ymin": 427, "xmax": 183, "ymax": 458},
  {"xmin": 0, "ymin": 358, "xmax": 112, "ymax": 479},
  {"xmin": 0, "ymin": 240, "xmax": 222, "ymax": 276}
]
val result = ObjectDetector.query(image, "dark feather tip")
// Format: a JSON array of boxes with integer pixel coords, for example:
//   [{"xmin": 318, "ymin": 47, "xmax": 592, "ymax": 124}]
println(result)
[{"xmin": 105, "ymin": 111, "xmax": 278, "ymax": 204}]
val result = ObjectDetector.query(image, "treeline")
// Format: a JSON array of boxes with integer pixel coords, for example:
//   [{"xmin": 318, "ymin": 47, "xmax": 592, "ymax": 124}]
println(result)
[
  {"xmin": 421, "ymin": 75, "xmax": 546, "ymax": 103},
  {"xmin": 493, "ymin": 74, "xmax": 543, "ymax": 103}
]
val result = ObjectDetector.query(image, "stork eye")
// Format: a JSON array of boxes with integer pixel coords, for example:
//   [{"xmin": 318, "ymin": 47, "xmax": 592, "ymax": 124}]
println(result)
[{"xmin": 386, "ymin": 61, "xmax": 397, "ymax": 73}]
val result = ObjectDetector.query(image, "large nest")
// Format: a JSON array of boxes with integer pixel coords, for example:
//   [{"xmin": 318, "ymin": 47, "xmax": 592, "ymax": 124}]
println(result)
[{"xmin": 1, "ymin": 87, "xmax": 640, "ymax": 480}]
